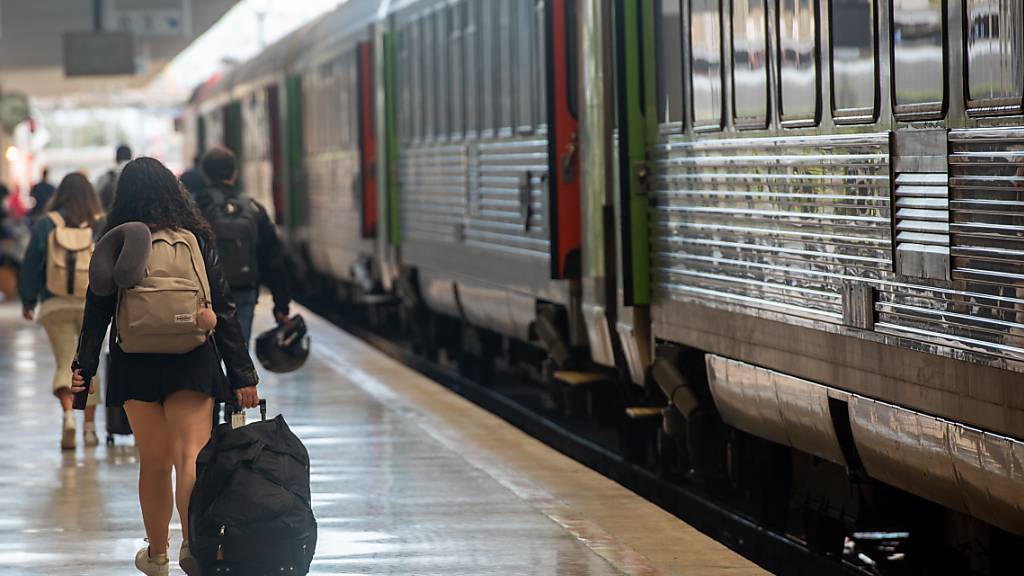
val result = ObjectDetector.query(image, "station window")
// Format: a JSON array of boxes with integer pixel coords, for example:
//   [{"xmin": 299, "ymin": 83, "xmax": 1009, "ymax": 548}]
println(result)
[
  {"xmin": 778, "ymin": 0, "xmax": 819, "ymax": 125},
  {"xmin": 830, "ymin": 0, "xmax": 877, "ymax": 121},
  {"xmin": 657, "ymin": 0, "xmax": 685, "ymax": 126},
  {"xmin": 891, "ymin": 0, "xmax": 944, "ymax": 118},
  {"xmin": 964, "ymin": 0, "xmax": 1023, "ymax": 114},
  {"xmin": 731, "ymin": 0, "xmax": 769, "ymax": 128},
  {"xmin": 689, "ymin": 0, "xmax": 723, "ymax": 130}
]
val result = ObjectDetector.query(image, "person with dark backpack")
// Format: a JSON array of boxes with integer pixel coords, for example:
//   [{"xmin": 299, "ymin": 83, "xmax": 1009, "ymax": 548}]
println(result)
[{"xmin": 194, "ymin": 147, "xmax": 291, "ymax": 343}]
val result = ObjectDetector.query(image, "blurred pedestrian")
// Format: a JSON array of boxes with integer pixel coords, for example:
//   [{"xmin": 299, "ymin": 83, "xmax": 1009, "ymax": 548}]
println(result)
[
  {"xmin": 27, "ymin": 167, "xmax": 55, "ymax": 222},
  {"xmin": 195, "ymin": 147, "xmax": 291, "ymax": 343},
  {"xmin": 179, "ymin": 155, "xmax": 205, "ymax": 198},
  {"xmin": 95, "ymin": 144, "xmax": 132, "ymax": 211},
  {"xmin": 18, "ymin": 172, "xmax": 104, "ymax": 450},
  {"xmin": 72, "ymin": 157, "xmax": 258, "ymax": 575}
]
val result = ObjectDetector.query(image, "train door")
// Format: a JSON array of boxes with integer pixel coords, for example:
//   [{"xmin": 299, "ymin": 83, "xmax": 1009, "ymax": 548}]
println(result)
[
  {"xmin": 547, "ymin": 0, "xmax": 581, "ymax": 279},
  {"xmin": 284, "ymin": 75, "xmax": 305, "ymax": 230},
  {"xmin": 609, "ymin": 0, "xmax": 656, "ymax": 384},
  {"xmin": 358, "ymin": 41, "xmax": 379, "ymax": 239},
  {"xmin": 224, "ymin": 101, "xmax": 244, "ymax": 166},
  {"xmin": 267, "ymin": 84, "xmax": 285, "ymax": 226}
]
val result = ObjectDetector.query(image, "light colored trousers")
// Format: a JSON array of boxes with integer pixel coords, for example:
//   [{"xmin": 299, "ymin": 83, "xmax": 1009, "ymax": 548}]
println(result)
[{"xmin": 38, "ymin": 298, "xmax": 100, "ymax": 406}]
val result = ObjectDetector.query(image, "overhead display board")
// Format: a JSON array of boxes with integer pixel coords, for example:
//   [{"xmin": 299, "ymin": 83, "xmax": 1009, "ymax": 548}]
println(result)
[
  {"xmin": 63, "ymin": 32, "xmax": 136, "ymax": 76},
  {"xmin": 102, "ymin": 0, "xmax": 192, "ymax": 37}
]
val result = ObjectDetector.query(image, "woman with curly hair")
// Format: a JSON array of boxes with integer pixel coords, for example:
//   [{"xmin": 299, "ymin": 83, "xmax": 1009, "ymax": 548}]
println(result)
[{"xmin": 71, "ymin": 157, "xmax": 260, "ymax": 575}]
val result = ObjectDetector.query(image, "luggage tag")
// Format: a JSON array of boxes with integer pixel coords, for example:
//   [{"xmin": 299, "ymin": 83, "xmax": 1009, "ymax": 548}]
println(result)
[{"xmin": 230, "ymin": 400, "xmax": 267, "ymax": 429}]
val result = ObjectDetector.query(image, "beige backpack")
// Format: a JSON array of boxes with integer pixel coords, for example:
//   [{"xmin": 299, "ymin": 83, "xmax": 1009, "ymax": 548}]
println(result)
[
  {"xmin": 116, "ymin": 228, "xmax": 213, "ymax": 354},
  {"xmin": 45, "ymin": 212, "xmax": 94, "ymax": 298}
]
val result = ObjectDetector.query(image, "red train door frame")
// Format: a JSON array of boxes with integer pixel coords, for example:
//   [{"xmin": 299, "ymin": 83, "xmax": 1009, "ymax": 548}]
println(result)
[
  {"xmin": 267, "ymin": 84, "xmax": 285, "ymax": 225},
  {"xmin": 358, "ymin": 41, "xmax": 379, "ymax": 239},
  {"xmin": 547, "ymin": 0, "xmax": 581, "ymax": 279}
]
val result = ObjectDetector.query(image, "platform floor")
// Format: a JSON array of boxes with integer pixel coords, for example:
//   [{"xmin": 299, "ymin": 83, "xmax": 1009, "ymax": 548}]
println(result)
[{"xmin": 0, "ymin": 300, "xmax": 768, "ymax": 575}]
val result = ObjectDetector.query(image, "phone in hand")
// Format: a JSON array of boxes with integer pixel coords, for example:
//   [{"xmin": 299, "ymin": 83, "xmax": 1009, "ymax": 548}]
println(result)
[{"xmin": 72, "ymin": 375, "xmax": 91, "ymax": 410}]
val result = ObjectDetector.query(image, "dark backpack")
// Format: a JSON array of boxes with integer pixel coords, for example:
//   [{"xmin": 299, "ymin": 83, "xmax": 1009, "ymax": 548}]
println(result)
[
  {"xmin": 189, "ymin": 406, "xmax": 317, "ymax": 574},
  {"xmin": 204, "ymin": 188, "xmax": 260, "ymax": 289}
]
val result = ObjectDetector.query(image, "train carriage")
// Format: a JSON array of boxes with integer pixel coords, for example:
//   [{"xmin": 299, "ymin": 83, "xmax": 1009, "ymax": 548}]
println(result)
[
  {"xmin": 185, "ymin": 0, "xmax": 1024, "ymax": 570},
  {"xmin": 597, "ymin": 0, "xmax": 1024, "ymax": 561}
]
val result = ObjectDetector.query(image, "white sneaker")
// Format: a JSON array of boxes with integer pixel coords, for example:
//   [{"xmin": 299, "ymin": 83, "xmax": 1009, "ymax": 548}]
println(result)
[
  {"xmin": 61, "ymin": 413, "xmax": 76, "ymax": 451},
  {"xmin": 83, "ymin": 422, "xmax": 99, "ymax": 447},
  {"xmin": 134, "ymin": 546, "xmax": 169, "ymax": 576},
  {"xmin": 179, "ymin": 542, "xmax": 202, "ymax": 576}
]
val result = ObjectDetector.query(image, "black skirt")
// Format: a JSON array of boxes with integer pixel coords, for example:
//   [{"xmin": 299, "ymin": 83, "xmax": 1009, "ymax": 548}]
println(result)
[{"xmin": 106, "ymin": 339, "xmax": 233, "ymax": 407}]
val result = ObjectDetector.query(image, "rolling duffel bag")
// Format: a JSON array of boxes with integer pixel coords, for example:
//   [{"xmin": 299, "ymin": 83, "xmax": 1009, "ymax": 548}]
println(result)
[{"xmin": 188, "ymin": 400, "xmax": 317, "ymax": 575}]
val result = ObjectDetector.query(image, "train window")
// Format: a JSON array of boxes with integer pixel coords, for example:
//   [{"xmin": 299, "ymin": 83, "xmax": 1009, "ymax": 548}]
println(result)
[
  {"xmin": 731, "ymin": 0, "xmax": 769, "ymax": 127},
  {"xmin": 465, "ymin": 1, "xmax": 480, "ymax": 136},
  {"xmin": 410, "ymin": 22, "xmax": 422, "ymax": 141},
  {"xmin": 778, "ymin": 0, "xmax": 819, "ymax": 125},
  {"xmin": 424, "ymin": 15, "xmax": 437, "ymax": 139},
  {"xmin": 498, "ymin": 0, "xmax": 515, "ymax": 131},
  {"xmin": 514, "ymin": 0, "xmax": 534, "ymax": 133},
  {"xmin": 449, "ymin": 3, "xmax": 465, "ymax": 138},
  {"xmin": 481, "ymin": 0, "xmax": 496, "ymax": 133},
  {"xmin": 690, "ymin": 0, "xmax": 723, "ymax": 130},
  {"xmin": 397, "ymin": 29, "xmax": 408, "ymax": 143},
  {"xmin": 831, "ymin": 0, "xmax": 877, "ymax": 122},
  {"xmin": 534, "ymin": 0, "xmax": 547, "ymax": 128},
  {"xmin": 965, "ymin": 0, "xmax": 1023, "ymax": 114},
  {"xmin": 339, "ymin": 58, "xmax": 351, "ymax": 149},
  {"xmin": 436, "ymin": 9, "xmax": 449, "ymax": 138},
  {"xmin": 657, "ymin": 0, "xmax": 684, "ymax": 126},
  {"xmin": 892, "ymin": 0, "xmax": 944, "ymax": 118}
]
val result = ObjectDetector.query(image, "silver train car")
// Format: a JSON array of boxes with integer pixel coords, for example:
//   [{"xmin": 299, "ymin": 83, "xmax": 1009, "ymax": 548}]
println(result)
[{"xmin": 185, "ymin": 0, "xmax": 1024, "ymax": 571}]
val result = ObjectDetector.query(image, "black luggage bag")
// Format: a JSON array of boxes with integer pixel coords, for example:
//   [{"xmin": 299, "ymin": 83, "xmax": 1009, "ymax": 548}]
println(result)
[
  {"xmin": 103, "ymin": 353, "xmax": 132, "ymax": 443},
  {"xmin": 189, "ymin": 401, "xmax": 317, "ymax": 575}
]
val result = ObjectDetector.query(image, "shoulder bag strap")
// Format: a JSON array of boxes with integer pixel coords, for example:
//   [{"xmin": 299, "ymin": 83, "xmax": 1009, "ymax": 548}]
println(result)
[{"xmin": 48, "ymin": 211, "xmax": 65, "ymax": 229}]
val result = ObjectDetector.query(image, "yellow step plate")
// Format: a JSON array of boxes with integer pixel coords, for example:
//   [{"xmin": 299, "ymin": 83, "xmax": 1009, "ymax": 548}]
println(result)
[
  {"xmin": 553, "ymin": 371, "xmax": 609, "ymax": 387},
  {"xmin": 625, "ymin": 406, "xmax": 663, "ymax": 419}
]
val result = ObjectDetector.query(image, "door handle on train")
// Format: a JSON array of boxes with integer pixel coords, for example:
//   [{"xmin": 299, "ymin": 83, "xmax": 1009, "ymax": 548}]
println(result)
[
  {"xmin": 520, "ymin": 171, "xmax": 533, "ymax": 231},
  {"xmin": 561, "ymin": 133, "xmax": 578, "ymax": 184}
]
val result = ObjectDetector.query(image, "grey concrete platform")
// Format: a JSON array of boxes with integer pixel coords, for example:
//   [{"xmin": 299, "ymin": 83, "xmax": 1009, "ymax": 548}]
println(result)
[{"xmin": 0, "ymin": 300, "xmax": 768, "ymax": 575}]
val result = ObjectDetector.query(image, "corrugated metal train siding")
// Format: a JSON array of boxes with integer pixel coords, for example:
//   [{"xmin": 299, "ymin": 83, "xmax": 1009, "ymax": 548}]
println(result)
[
  {"xmin": 651, "ymin": 133, "xmax": 893, "ymax": 323},
  {"xmin": 652, "ymin": 130, "xmax": 1024, "ymax": 363},
  {"xmin": 400, "ymin": 137, "xmax": 550, "ymax": 259},
  {"xmin": 877, "ymin": 129, "xmax": 1024, "ymax": 359}
]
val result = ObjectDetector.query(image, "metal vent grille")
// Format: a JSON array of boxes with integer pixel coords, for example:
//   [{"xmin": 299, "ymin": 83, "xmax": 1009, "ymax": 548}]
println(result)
[{"xmin": 894, "ymin": 172, "xmax": 949, "ymax": 279}]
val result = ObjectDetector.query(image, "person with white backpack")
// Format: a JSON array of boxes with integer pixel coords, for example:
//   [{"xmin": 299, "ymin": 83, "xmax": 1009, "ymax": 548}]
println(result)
[
  {"xmin": 70, "ymin": 157, "xmax": 259, "ymax": 576},
  {"xmin": 17, "ymin": 172, "xmax": 104, "ymax": 450}
]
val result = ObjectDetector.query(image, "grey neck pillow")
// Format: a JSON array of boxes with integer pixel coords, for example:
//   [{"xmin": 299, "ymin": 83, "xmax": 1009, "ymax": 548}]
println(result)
[{"xmin": 89, "ymin": 222, "xmax": 152, "ymax": 296}]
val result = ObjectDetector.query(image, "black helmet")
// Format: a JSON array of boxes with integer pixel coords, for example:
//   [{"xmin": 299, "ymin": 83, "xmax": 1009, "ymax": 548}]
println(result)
[{"xmin": 255, "ymin": 314, "xmax": 310, "ymax": 373}]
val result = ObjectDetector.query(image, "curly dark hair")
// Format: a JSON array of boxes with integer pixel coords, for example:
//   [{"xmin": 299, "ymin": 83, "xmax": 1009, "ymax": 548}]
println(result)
[{"xmin": 104, "ymin": 157, "xmax": 213, "ymax": 242}]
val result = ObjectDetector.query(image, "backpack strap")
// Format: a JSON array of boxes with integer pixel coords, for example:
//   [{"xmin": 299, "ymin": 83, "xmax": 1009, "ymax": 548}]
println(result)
[{"xmin": 48, "ymin": 211, "xmax": 65, "ymax": 229}]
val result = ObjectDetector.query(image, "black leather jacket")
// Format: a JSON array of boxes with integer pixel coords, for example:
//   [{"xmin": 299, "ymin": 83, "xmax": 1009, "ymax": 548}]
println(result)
[{"xmin": 75, "ymin": 234, "xmax": 259, "ymax": 390}]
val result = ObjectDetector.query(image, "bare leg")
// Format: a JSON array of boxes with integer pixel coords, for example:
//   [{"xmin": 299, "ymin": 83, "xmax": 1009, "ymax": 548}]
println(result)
[
  {"xmin": 124, "ymin": 400, "xmax": 172, "ymax": 556},
  {"xmin": 57, "ymin": 388, "xmax": 72, "ymax": 412},
  {"xmin": 163, "ymin": 390, "xmax": 213, "ymax": 543},
  {"xmin": 84, "ymin": 405, "xmax": 96, "ymax": 423}
]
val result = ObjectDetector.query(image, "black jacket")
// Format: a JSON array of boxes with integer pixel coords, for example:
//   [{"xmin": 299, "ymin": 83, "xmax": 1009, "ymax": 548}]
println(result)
[
  {"xmin": 74, "ymin": 233, "xmax": 258, "ymax": 390},
  {"xmin": 195, "ymin": 185, "xmax": 291, "ymax": 316}
]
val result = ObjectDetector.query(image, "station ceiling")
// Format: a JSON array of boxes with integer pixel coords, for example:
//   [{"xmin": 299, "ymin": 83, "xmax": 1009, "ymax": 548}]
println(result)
[{"xmin": 0, "ymin": 0, "xmax": 239, "ymax": 100}]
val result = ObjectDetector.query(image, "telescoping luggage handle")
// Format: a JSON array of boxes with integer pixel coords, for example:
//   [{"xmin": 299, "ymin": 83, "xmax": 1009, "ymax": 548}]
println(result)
[{"xmin": 230, "ymin": 399, "xmax": 268, "ymax": 429}]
